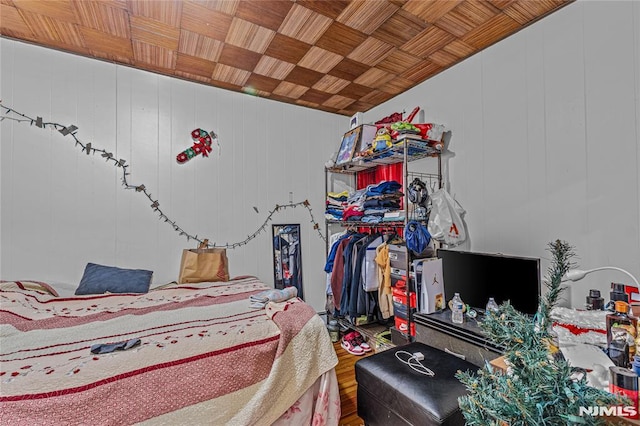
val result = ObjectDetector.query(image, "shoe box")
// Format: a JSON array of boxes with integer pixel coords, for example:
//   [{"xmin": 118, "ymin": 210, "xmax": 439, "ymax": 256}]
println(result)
[
  {"xmin": 388, "ymin": 243, "xmax": 409, "ymax": 278},
  {"xmin": 388, "ymin": 244, "xmax": 439, "ymax": 336},
  {"xmin": 392, "ymin": 282, "xmax": 416, "ymax": 337},
  {"xmin": 388, "ymin": 243, "xmax": 422, "ymax": 288},
  {"xmin": 394, "ymin": 316, "xmax": 416, "ymax": 336},
  {"xmin": 392, "ymin": 286, "xmax": 416, "ymax": 308}
]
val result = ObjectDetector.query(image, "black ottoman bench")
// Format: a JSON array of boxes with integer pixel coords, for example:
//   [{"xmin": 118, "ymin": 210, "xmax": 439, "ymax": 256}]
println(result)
[{"xmin": 355, "ymin": 342, "xmax": 478, "ymax": 425}]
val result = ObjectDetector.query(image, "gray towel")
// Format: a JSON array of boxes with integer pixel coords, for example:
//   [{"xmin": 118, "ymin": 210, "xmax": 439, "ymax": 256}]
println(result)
[
  {"xmin": 90, "ymin": 338, "xmax": 141, "ymax": 354},
  {"xmin": 250, "ymin": 287, "xmax": 298, "ymax": 309}
]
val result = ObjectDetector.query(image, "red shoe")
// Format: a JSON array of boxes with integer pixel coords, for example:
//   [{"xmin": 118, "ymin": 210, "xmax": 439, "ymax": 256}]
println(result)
[
  {"xmin": 351, "ymin": 331, "xmax": 372, "ymax": 352},
  {"xmin": 356, "ymin": 337, "xmax": 371, "ymax": 352},
  {"xmin": 341, "ymin": 335, "xmax": 365, "ymax": 356},
  {"xmin": 343, "ymin": 331, "xmax": 357, "ymax": 341}
]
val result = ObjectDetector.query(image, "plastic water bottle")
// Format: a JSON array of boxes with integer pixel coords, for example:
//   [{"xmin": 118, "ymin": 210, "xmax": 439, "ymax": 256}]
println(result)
[
  {"xmin": 485, "ymin": 297, "xmax": 499, "ymax": 313},
  {"xmin": 451, "ymin": 293, "xmax": 464, "ymax": 324},
  {"xmin": 327, "ymin": 320, "xmax": 340, "ymax": 343}
]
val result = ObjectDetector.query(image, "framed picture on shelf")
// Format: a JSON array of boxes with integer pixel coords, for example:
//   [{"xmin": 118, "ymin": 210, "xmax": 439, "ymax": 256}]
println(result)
[{"xmin": 335, "ymin": 126, "xmax": 361, "ymax": 166}]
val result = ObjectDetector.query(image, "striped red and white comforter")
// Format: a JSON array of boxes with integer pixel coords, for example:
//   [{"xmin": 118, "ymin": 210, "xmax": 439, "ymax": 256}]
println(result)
[{"xmin": 0, "ymin": 277, "xmax": 339, "ymax": 425}]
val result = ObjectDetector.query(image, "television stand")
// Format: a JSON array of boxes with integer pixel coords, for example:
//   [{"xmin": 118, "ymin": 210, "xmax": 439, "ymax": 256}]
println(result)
[{"xmin": 414, "ymin": 310, "xmax": 504, "ymax": 367}]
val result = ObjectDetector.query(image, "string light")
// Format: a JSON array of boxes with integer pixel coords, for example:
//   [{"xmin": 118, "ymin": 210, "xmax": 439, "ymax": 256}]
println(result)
[{"xmin": 0, "ymin": 103, "xmax": 326, "ymax": 248}]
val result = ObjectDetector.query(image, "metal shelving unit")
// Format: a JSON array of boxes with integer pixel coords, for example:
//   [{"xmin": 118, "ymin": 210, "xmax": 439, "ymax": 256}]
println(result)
[
  {"xmin": 326, "ymin": 137, "xmax": 441, "ymax": 174},
  {"xmin": 324, "ymin": 135, "xmax": 443, "ymax": 343}
]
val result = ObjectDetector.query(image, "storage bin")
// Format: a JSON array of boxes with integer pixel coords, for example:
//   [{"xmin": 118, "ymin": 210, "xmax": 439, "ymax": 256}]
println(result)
[{"xmin": 355, "ymin": 342, "xmax": 478, "ymax": 425}]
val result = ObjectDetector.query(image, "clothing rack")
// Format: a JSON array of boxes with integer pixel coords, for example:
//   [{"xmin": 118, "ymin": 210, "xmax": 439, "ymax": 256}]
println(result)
[{"xmin": 324, "ymin": 135, "xmax": 443, "ymax": 341}]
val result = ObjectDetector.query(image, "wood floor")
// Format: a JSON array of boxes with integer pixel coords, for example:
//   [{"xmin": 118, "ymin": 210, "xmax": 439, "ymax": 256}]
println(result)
[
  {"xmin": 335, "ymin": 341, "xmax": 369, "ymax": 426},
  {"xmin": 331, "ymin": 319, "xmax": 394, "ymax": 426}
]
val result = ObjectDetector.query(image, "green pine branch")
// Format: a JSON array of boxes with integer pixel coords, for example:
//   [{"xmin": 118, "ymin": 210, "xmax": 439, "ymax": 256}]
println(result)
[{"xmin": 537, "ymin": 240, "xmax": 577, "ymax": 335}]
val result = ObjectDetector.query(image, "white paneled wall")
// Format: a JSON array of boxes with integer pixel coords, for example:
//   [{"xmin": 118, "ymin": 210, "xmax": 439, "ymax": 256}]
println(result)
[
  {"xmin": 0, "ymin": 39, "xmax": 347, "ymax": 311},
  {"xmin": 2, "ymin": 0, "xmax": 639, "ymax": 312},
  {"xmin": 366, "ymin": 0, "xmax": 640, "ymax": 308}
]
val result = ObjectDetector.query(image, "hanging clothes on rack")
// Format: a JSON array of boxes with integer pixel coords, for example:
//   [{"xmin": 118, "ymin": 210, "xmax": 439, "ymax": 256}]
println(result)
[
  {"xmin": 325, "ymin": 230, "xmax": 349, "ymax": 301},
  {"xmin": 324, "ymin": 230, "xmax": 352, "ymax": 274},
  {"xmin": 353, "ymin": 235, "xmax": 383, "ymax": 323},
  {"xmin": 348, "ymin": 233, "xmax": 381, "ymax": 321},
  {"xmin": 375, "ymin": 234, "xmax": 398, "ymax": 320},
  {"xmin": 339, "ymin": 233, "xmax": 368, "ymax": 317},
  {"xmin": 362, "ymin": 235, "xmax": 384, "ymax": 292},
  {"xmin": 329, "ymin": 237, "xmax": 351, "ymax": 315},
  {"xmin": 329, "ymin": 228, "xmax": 402, "ymax": 323}
]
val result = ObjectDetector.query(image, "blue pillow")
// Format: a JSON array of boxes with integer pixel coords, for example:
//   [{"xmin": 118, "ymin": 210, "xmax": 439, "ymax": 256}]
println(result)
[{"xmin": 75, "ymin": 263, "xmax": 153, "ymax": 295}]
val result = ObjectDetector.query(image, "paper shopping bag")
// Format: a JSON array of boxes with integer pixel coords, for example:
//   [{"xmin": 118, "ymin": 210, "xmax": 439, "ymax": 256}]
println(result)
[{"xmin": 177, "ymin": 240, "xmax": 229, "ymax": 284}]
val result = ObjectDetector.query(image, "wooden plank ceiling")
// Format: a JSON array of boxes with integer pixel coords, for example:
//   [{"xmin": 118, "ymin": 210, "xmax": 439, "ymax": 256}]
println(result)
[{"xmin": 1, "ymin": 0, "xmax": 572, "ymax": 116}]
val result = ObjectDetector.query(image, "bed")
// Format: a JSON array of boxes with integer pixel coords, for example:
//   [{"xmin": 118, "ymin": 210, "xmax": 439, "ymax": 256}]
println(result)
[{"xmin": 0, "ymin": 277, "xmax": 340, "ymax": 425}]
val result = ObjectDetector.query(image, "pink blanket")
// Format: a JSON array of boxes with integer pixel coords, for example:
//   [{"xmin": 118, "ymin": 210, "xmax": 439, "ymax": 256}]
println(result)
[{"xmin": 0, "ymin": 278, "xmax": 339, "ymax": 425}]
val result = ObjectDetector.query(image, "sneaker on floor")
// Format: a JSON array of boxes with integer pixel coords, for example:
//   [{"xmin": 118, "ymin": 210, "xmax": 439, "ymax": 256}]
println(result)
[
  {"xmin": 355, "ymin": 336, "xmax": 372, "ymax": 352},
  {"xmin": 341, "ymin": 335, "xmax": 365, "ymax": 356},
  {"xmin": 347, "ymin": 330, "xmax": 372, "ymax": 352},
  {"xmin": 342, "ymin": 331, "xmax": 357, "ymax": 342}
]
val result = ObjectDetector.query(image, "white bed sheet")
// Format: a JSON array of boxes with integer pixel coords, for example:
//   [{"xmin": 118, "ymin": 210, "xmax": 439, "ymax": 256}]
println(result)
[{"xmin": 49, "ymin": 281, "xmax": 172, "ymax": 297}]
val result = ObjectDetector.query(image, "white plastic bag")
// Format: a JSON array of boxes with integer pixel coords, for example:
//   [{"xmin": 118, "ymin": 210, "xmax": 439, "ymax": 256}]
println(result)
[{"xmin": 427, "ymin": 188, "xmax": 467, "ymax": 246}]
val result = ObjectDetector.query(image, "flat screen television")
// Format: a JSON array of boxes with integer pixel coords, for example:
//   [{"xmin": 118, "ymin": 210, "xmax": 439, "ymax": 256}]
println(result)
[{"xmin": 437, "ymin": 249, "xmax": 541, "ymax": 315}]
